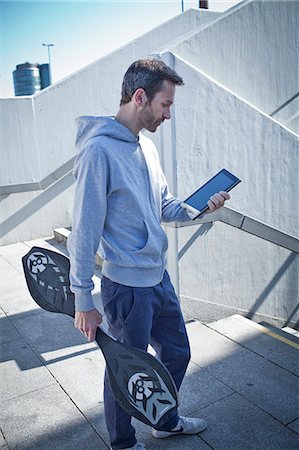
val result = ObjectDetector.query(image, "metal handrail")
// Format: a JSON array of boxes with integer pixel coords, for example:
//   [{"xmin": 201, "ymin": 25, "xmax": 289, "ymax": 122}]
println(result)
[
  {"xmin": 166, "ymin": 206, "xmax": 299, "ymax": 254},
  {"xmin": 1, "ymin": 154, "xmax": 297, "ymax": 253},
  {"xmin": 269, "ymin": 92, "xmax": 299, "ymax": 117},
  {"xmin": 0, "ymin": 156, "xmax": 76, "ymax": 195}
]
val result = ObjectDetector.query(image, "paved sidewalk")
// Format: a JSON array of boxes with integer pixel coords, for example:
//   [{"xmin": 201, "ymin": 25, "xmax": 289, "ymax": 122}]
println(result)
[{"xmin": 1, "ymin": 237, "xmax": 298, "ymax": 449}]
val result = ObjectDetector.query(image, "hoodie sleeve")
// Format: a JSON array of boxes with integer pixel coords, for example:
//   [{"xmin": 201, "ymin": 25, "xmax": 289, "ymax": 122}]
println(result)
[
  {"xmin": 161, "ymin": 181, "xmax": 191, "ymax": 223},
  {"xmin": 67, "ymin": 143, "xmax": 109, "ymax": 311},
  {"xmin": 158, "ymin": 166, "xmax": 191, "ymax": 222}
]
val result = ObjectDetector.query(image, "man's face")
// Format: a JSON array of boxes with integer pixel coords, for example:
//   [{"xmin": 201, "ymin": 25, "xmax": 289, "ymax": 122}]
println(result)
[{"xmin": 138, "ymin": 80, "xmax": 175, "ymax": 133}]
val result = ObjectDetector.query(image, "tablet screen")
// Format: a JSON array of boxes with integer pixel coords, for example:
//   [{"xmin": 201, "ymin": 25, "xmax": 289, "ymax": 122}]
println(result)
[{"xmin": 184, "ymin": 169, "xmax": 241, "ymax": 215}]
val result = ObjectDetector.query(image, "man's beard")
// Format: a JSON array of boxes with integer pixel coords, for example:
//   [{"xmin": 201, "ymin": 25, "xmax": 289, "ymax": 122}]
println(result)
[{"xmin": 139, "ymin": 106, "xmax": 161, "ymax": 133}]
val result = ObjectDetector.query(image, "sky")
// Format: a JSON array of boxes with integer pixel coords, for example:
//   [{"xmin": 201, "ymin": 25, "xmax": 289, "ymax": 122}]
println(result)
[{"xmin": 0, "ymin": 0, "xmax": 240, "ymax": 97}]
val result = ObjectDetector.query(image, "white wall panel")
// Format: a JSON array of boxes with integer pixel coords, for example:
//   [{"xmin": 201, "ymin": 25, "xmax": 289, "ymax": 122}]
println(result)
[
  {"xmin": 172, "ymin": 0, "xmax": 299, "ymax": 134},
  {"xmin": 165, "ymin": 54, "xmax": 298, "ymax": 325},
  {"xmin": 0, "ymin": 98, "xmax": 40, "ymax": 185}
]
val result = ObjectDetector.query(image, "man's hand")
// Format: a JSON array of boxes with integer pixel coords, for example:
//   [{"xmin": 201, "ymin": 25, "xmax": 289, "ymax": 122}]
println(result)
[
  {"xmin": 74, "ymin": 309, "xmax": 102, "ymax": 342},
  {"xmin": 207, "ymin": 190, "xmax": 230, "ymax": 213}
]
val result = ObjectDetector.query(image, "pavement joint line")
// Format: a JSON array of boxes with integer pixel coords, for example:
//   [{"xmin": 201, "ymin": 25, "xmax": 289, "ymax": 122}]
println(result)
[
  {"xmin": 1, "ymin": 383, "xmax": 109, "ymax": 449},
  {"xmin": 205, "ymin": 322, "xmax": 299, "ymax": 377},
  {"xmin": 0, "ymin": 254, "xmax": 24, "ymax": 277},
  {"xmin": 0, "ymin": 382, "xmax": 56, "ymax": 406},
  {"xmin": 192, "ymin": 354, "xmax": 298, "ymax": 430},
  {"xmin": 8, "ymin": 308, "xmax": 45, "ymax": 321},
  {"xmin": 196, "ymin": 433, "xmax": 214, "ymax": 449},
  {"xmin": 0, "ymin": 336, "xmax": 23, "ymax": 346},
  {"xmin": 190, "ymin": 360, "xmax": 239, "ymax": 401},
  {"xmin": 0, "ymin": 427, "xmax": 8, "ymax": 448},
  {"xmin": 187, "ymin": 390, "xmax": 237, "ymax": 415},
  {"xmin": 235, "ymin": 390, "xmax": 299, "ymax": 432},
  {"xmin": 75, "ymin": 408, "xmax": 109, "ymax": 449},
  {"xmin": 204, "ymin": 323, "xmax": 270, "ymax": 361},
  {"xmin": 47, "ymin": 378, "xmax": 108, "ymax": 446},
  {"xmin": 8, "ymin": 313, "xmax": 110, "ymax": 447},
  {"xmin": 10, "ymin": 330, "xmax": 109, "ymax": 449},
  {"xmin": 1, "ymin": 310, "xmax": 73, "ymax": 396},
  {"xmin": 286, "ymin": 417, "xmax": 299, "ymax": 428},
  {"xmin": 235, "ymin": 315, "xmax": 299, "ymax": 350},
  {"xmin": 39, "ymin": 365, "xmax": 110, "ymax": 449},
  {"xmin": 40, "ymin": 344, "xmax": 99, "ymax": 366},
  {"xmin": 201, "ymin": 382, "xmax": 298, "ymax": 435}
]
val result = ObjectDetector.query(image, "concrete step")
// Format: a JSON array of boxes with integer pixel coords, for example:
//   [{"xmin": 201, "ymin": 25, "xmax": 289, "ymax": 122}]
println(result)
[
  {"xmin": 282, "ymin": 326, "xmax": 299, "ymax": 338},
  {"xmin": 54, "ymin": 227, "xmax": 103, "ymax": 267},
  {"xmin": 207, "ymin": 314, "xmax": 299, "ymax": 376},
  {"xmin": 260, "ymin": 321, "xmax": 299, "ymax": 341},
  {"xmin": 186, "ymin": 317, "xmax": 299, "ymax": 433},
  {"xmin": 53, "ymin": 227, "xmax": 71, "ymax": 244}
]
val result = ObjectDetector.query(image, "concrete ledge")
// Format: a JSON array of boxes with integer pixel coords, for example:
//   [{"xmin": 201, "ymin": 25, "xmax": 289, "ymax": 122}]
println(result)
[
  {"xmin": 53, "ymin": 227, "xmax": 71, "ymax": 244},
  {"xmin": 169, "ymin": 206, "xmax": 299, "ymax": 253},
  {"xmin": 180, "ymin": 295, "xmax": 297, "ymax": 329},
  {"xmin": 54, "ymin": 227, "xmax": 103, "ymax": 267}
]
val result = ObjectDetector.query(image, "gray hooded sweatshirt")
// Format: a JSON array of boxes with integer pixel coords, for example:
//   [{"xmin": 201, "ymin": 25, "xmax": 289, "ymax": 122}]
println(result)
[{"xmin": 67, "ymin": 116, "xmax": 191, "ymax": 311}]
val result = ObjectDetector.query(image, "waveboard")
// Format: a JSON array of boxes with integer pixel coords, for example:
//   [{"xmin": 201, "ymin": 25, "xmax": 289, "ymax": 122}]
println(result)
[{"xmin": 22, "ymin": 246, "xmax": 178, "ymax": 427}]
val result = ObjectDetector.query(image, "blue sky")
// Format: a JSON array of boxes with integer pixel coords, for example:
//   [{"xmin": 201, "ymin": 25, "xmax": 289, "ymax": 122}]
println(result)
[{"xmin": 0, "ymin": 1, "xmax": 238, "ymax": 97}]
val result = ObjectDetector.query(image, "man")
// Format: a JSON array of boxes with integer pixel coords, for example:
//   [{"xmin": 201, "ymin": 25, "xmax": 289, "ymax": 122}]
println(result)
[{"xmin": 67, "ymin": 58, "xmax": 230, "ymax": 450}]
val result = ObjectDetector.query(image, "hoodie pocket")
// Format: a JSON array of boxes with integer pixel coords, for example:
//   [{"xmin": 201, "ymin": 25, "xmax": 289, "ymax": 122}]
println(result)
[
  {"xmin": 102, "ymin": 220, "xmax": 166, "ymax": 269},
  {"xmin": 132, "ymin": 220, "xmax": 150, "ymax": 254},
  {"xmin": 129, "ymin": 220, "xmax": 167, "ymax": 269}
]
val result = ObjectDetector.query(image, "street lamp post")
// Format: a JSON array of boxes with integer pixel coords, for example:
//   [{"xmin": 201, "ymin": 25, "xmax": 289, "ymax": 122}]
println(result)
[{"xmin": 42, "ymin": 43, "xmax": 54, "ymax": 84}]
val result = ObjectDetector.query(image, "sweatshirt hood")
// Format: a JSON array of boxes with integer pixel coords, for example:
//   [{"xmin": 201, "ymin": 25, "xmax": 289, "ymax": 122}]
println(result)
[{"xmin": 75, "ymin": 116, "xmax": 138, "ymax": 149}]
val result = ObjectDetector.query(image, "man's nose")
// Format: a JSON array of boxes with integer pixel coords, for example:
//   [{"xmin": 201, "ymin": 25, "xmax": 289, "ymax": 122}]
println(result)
[{"xmin": 163, "ymin": 110, "xmax": 171, "ymax": 120}]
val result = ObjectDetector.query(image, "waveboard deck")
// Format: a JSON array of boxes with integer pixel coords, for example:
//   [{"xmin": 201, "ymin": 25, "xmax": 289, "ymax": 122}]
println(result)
[{"xmin": 22, "ymin": 246, "xmax": 178, "ymax": 427}]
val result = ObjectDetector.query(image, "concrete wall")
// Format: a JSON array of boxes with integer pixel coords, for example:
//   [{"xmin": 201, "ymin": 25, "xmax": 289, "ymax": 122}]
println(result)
[
  {"xmin": 162, "ymin": 53, "xmax": 298, "ymax": 326},
  {"xmin": 172, "ymin": 0, "xmax": 299, "ymax": 134},
  {"xmin": 1, "ymin": 8, "xmax": 217, "ymax": 244},
  {"xmin": 0, "ymin": 98, "xmax": 40, "ymax": 185},
  {"xmin": 0, "ymin": 178, "xmax": 74, "ymax": 245}
]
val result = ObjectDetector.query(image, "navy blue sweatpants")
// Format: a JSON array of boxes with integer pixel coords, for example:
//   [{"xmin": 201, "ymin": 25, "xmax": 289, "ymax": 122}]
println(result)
[{"xmin": 101, "ymin": 270, "xmax": 191, "ymax": 450}]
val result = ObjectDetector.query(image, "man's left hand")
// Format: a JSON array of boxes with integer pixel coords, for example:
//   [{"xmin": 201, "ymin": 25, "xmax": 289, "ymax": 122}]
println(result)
[{"xmin": 207, "ymin": 191, "xmax": 230, "ymax": 212}]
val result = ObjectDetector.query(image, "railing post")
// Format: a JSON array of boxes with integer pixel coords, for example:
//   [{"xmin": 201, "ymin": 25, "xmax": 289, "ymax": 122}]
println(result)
[{"xmin": 157, "ymin": 51, "xmax": 180, "ymax": 296}]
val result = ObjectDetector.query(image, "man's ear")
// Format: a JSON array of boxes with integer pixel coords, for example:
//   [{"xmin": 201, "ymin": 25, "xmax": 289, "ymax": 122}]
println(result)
[{"xmin": 133, "ymin": 88, "xmax": 147, "ymax": 107}]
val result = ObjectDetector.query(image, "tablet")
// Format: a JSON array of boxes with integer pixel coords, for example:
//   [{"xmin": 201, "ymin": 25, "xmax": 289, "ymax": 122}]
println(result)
[{"xmin": 181, "ymin": 168, "xmax": 241, "ymax": 218}]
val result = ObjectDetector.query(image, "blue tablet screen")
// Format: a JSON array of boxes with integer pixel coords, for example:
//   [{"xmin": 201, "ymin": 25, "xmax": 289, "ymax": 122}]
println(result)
[{"xmin": 184, "ymin": 169, "xmax": 241, "ymax": 213}]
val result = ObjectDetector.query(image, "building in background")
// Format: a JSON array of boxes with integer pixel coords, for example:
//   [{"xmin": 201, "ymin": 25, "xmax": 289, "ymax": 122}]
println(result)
[{"xmin": 13, "ymin": 62, "xmax": 50, "ymax": 96}]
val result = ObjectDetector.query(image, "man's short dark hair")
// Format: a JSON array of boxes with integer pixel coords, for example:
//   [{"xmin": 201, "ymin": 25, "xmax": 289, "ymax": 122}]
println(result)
[{"xmin": 120, "ymin": 58, "xmax": 184, "ymax": 105}]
